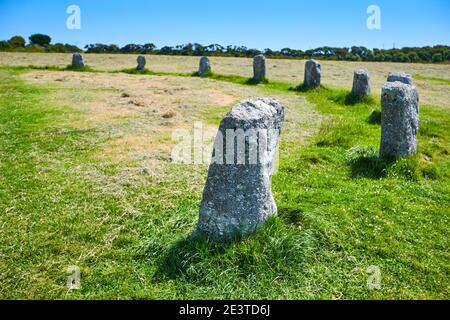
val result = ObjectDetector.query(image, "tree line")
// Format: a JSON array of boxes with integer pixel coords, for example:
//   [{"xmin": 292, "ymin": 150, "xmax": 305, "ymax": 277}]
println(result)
[
  {"xmin": 1, "ymin": 34, "xmax": 449, "ymax": 63},
  {"xmin": 0, "ymin": 34, "xmax": 81, "ymax": 53}
]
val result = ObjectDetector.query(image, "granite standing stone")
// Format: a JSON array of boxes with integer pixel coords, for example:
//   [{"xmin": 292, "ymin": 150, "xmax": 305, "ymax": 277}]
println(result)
[
  {"xmin": 72, "ymin": 53, "xmax": 84, "ymax": 68},
  {"xmin": 197, "ymin": 98, "xmax": 285, "ymax": 241},
  {"xmin": 136, "ymin": 55, "xmax": 146, "ymax": 70},
  {"xmin": 387, "ymin": 72, "xmax": 413, "ymax": 85},
  {"xmin": 253, "ymin": 55, "xmax": 266, "ymax": 82},
  {"xmin": 303, "ymin": 59, "xmax": 321, "ymax": 89},
  {"xmin": 351, "ymin": 69, "xmax": 371, "ymax": 99},
  {"xmin": 198, "ymin": 56, "xmax": 211, "ymax": 76},
  {"xmin": 380, "ymin": 82, "xmax": 419, "ymax": 159}
]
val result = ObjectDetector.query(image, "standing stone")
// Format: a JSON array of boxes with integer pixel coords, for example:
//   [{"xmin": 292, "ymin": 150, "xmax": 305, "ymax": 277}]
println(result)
[
  {"xmin": 303, "ymin": 59, "xmax": 321, "ymax": 89},
  {"xmin": 136, "ymin": 55, "xmax": 146, "ymax": 70},
  {"xmin": 197, "ymin": 98, "xmax": 285, "ymax": 241},
  {"xmin": 198, "ymin": 56, "xmax": 211, "ymax": 76},
  {"xmin": 380, "ymin": 82, "xmax": 419, "ymax": 159},
  {"xmin": 387, "ymin": 72, "xmax": 413, "ymax": 85},
  {"xmin": 351, "ymin": 69, "xmax": 371, "ymax": 99},
  {"xmin": 72, "ymin": 53, "xmax": 84, "ymax": 68},
  {"xmin": 253, "ymin": 55, "xmax": 266, "ymax": 82}
]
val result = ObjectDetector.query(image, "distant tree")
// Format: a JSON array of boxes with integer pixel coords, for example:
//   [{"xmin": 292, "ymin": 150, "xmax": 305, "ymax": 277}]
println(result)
[
  {"xmin": 159, "ymin": 46, "xmax": 174, "ymax": 55},
  {"xmin": 432, "ymin": 53, "xmax": 443, "ymax": 63},
  {"xmin": 8, "ymin": 35, "xmax": 26, "ymax": 47},
  {"xmin": 1, "ymin": 33, "xmax": 449, "ymax": 63},
  {"xmin": 142, "ymin": 43, "xmax": 156, "ymax": 53},
  {"xmin": 120, "ymin": 43, "xmax": 143, "ymax": 53},
  {"xmin": 24, "ymin": 44, "xmax": 46, "ymax": 52},
  {"xmin": 407, "ymin": 52, "xmax": 420, "ymax": 63},
  {"xmin": 51, "ymin": 43, "xmax": 67, "ymax": 53},
  {"xmin": 29, "ymin": 34, "xmax": 51, "ymax": 46},
  {"xmin": 0, "ymin": 40, "xmax": 12, "ymax": 51}
]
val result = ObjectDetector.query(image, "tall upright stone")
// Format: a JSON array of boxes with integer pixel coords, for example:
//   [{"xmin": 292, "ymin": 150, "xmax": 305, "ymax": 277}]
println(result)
[
  {"xmin": 136, "ymin": 55, "xmax": 146, "ymax": 70},
  {"xmin": 198, "ymin": 56, "xmax": 211, "ymax": 76},
  {"xmin": 351, "ymin": 69, "xmax": 371, "ymax": 99},
  {"xmin": 380, "ymin": 82, "xmax": 419, "ymax": 159},
  {"xmin": 387, "ymin": 72, "xmax": 413, "ymax": 85},
  {"xmin": 253, "ymin": 55, "xmax": 266, "ymax": 82},
  {"xmin": 197, "ymin": 98, "xmax": 285, "ymax": 241},
  {"xmin": 303, "ymin": 59, "xmax": 321, "ymax": 89},
  {"xmin": 72, "ymin": 53, "xmax": 84, "ymax": 68}
]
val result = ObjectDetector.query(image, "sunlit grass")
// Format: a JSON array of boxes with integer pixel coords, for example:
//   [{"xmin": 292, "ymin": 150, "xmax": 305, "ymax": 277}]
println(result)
[{"xmin": 0, "ymin": 66, "xmax": 448, "ymax": 299}]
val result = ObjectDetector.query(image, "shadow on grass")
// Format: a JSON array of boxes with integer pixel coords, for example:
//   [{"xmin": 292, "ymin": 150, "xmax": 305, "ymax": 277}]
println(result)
[
  {"xmin": 244, "ymin": 77, "xmax": 269, "ymax": 85},
  {"xmin": 152, "ymin": 217, "xmax": 308, "ymax": 284},
  {"xmin": 347, "ymin": 146, "xmax": 420, "ymax": 180},
  {"xmin": 290, "ymin": 83, "xmax": 321, "ymax": 92},
  {"xmin": 196, "ymin": 72, "xmax": 269, "ymax": 86},
  {"xmin": 367, "ymin": 109, "xmax": 381, "ymax": 125},
  {"xmin": 27, "ymin": 65, "xmax": 97, "ymax": 72},
  {"xmin": 330, "ymin": 91, "xmax": 377, "ymax": 106},
  {"xmin": 64, "ymin": 65, "xmax": 95, "ymax": 72},
  {"xmin": 152, "ymin": 232, "xmax": 230, "ymax": 282}
]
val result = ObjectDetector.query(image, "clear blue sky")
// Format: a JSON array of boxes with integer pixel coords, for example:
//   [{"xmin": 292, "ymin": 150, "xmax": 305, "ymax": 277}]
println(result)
[{"xmin": 0, "ymin": 0, "xmax": 449, "ymax": 50}]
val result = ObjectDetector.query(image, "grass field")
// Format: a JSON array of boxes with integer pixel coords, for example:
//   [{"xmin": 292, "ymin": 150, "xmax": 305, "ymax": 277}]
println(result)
[{"xmin": 0, "ymin": 53, "xmax": 449, "ymax": 299}]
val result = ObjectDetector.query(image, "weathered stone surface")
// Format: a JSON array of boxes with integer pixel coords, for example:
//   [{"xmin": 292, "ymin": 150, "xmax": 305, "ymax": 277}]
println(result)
[
  {"xmin": 351, "ymin": 69, "xmax": 371, "ymax": 99},
  {"xmin": 198, "ymin": 56, "xmax": 211, "ymax": 76},
  {"xmin": 253, "ymin": 55, "xmax": 266, "ymax": 82},
  {"xmin": 136, "ymin": 55, "xmax": 146, "ymax": 70},
  {"xmin": 380, "ymin": 82, "xmax": 419, "ymax": 159},
  {"xmin": 303, "ymin": 59, "xmax": 321, "ymax": 89},
  {"xmin": 72, "ymin": 53, "xmax": 84, "ymax": 68},
  {"xmin": 387, "ymin": 72, "xmax": 413, "ymax": 85},
  {"xmin": 197, "ymin": 98, "xmax": 285, "ymax": 241}
]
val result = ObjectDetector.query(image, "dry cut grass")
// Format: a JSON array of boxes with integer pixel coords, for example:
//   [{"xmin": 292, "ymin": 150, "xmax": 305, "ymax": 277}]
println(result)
[{"xmin": 1, "ymin": 52, "xmax": 449, "ymax": 107}]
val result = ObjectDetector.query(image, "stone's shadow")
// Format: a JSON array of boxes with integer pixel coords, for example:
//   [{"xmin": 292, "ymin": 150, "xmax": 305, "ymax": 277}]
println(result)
[
  {"xmin": 277, "ymin": 206, "xmax": 306, "ymax": 227},
  {"xmin": 192, "ymin": 71, "xmax": 213, "ymax": 77},
  {"xmin": 65, "ymin": 64, "xmax": 94, "ymax": 72},
  {"xmin": 153, "ymin": 216, "xmax": 309, "ymax": 284},
  {"xmin": 289, "ymin": 83, "xmax": 327, "ymax": 92},
  {"xmin": 348, "ymin": 153, "xmax": 404, "ymax": 179},
  {"xmin": 330, "ymin": 91, "xmax": 377, "ymax": 106},
  {"xmin": 367, "ymin": 109, "xmax": 381, "ymax": 125},
  {"xmin": 290, "ymin": 83, "xmax": 314, "ymax": 92},
  {"xmin": 349, "ymin": 154, "xmax": 388, "ymax": 179},
  {"xmin": 348, "ymin": 146, "xmax": 421, "ymax": 180},
  {"xmin": 245, "ymin": 78, "xmax": 268, "ymax": 85},
  {"xmin": 152, "ymin": 231, "xmax": 233, "ymax": 282}
]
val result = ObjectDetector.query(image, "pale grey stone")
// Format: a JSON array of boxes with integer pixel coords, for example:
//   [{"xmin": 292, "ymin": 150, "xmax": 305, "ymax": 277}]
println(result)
[
  {"xmin": 198, "ymin": 56, "xmax": 211, "ymax": 76},
  {"xmin": 136, "ymin": 55, "xmax": 146, "ymax": 70},
  {"xmin": 303, "ymin": 59, "xmax": 321, "ymax": 89},
  {"xmin": 72, "ymin": 53, "xmax": 84, "ymax": 68},
  {"xmin": 197, "ymin": 98, "xmax": 285, "ymax": 241},
  {"xmin": 253, "ymin": 55, "xmax": 266, "ymax": 82},
  {"xmin": 380, "ymin": 82, "xmax": 419, "ymax": 159},
  {"xmin": 387, "ymin": 72, "xmax": 413, "ymax": 85},
  {"xmin": 351, "ymin": 69, "xmax": 371, "ymax": 99}
]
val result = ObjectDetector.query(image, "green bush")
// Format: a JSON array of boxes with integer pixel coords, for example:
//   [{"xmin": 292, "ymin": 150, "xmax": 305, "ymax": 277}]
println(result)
[
  {"xmin": 8, "ymin": 36, "xmax": 25, "ymax": 48},
  {"xmin": 29, "ymin": 33, "xmax": 51, "ymax": 46}
]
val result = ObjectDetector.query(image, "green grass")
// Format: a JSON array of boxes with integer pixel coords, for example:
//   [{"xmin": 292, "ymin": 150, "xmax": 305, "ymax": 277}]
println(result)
[
  {"xmin": 0, "ymin": 66, "xmax": 449, "ymax": 299},
  {"xmin": 413, "ymin": 73, "xmax": 450, "ymax": 85}
]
